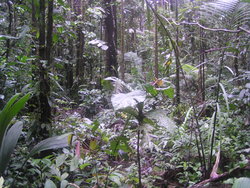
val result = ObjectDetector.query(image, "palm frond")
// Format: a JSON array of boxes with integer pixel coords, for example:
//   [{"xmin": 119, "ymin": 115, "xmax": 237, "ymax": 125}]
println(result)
[{"xmin": 200, "ymin": 0, "xmax": 250, "ymax": 28}]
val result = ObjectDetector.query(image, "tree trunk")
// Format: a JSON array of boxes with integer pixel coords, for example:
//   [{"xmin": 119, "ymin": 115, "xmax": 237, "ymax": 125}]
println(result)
[
  {"xmin": 75, "ymin": 0, "xmax": 85, "ymax": 80},
  {"xmin": 6, "ymin": 0, "xmax": 13, "ymax": 60},
  {"xmin": 38, "ymin": 0, "xmax": 51, "ymax": 132},
  {"xmin": 199, "ymin": 28, "xmax": 205, "ymax": 102},
  {"xmin": 46, "ymin": 0, "xmax": 53, "ymax": 66},
  {"xmin": 103, "ymin": 0, "xmax": 118, "ymax": 77},
  {"xmin": 154, "ymin": 2, "xmax": 159, "ymax": 79},
  {"xmin": 120, "ymin": 0, "xmax": 125, "ymax": 80},
  {"xmin": 175, "ymin": 0, "xmax": 180, "ymax": 105}
]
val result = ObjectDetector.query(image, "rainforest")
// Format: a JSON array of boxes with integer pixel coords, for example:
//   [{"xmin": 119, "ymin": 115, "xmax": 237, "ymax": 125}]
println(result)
[{"xmin": 0, "ymin": 0, "xmax": 250, "ymax": 187}]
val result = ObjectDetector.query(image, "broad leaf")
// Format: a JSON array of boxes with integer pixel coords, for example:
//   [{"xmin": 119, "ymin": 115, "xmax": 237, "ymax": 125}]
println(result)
[
  {"xmin": 0, "ymin": 121, "xmax": 23, "ymax": 174},
  {"xmin": 162, "ymin": 87, "xmax": 174, "ymax": 99},
  {"xmin": 0, "ymin": 93, "xmax": 30, "ymax": 151},
  {"xmin": 44, "ymin": 179, "xmax": 57, "ymax": 188},
  {"xmin": 29, "ymin": 133, "xmax": 73, "ymax": 157},
  {"xmin": 145, "ymin": 85, "xmax": 158, "ymax": 97},
  {"xmin": 111, "ymin": 90, "xmax": 146, "ymax": 111}
]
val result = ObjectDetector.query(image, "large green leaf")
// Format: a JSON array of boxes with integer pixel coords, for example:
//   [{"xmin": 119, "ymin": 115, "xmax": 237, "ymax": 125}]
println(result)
[
  {"xmin": 29, "ymin": 133, "xmax": 73, "ymax": 157},
  {"xmin": 0, "ymin": 121, "xmax": 23, "ymax": 174},
  {"xmin": 0, "ymin": 93, "xmax": 30, "ymax": 151}
]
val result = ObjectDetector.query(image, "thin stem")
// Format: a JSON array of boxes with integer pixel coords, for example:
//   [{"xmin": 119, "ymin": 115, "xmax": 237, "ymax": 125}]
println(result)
[
  {"xmin": 209, "ymin": 51, "xmax": 225, "ymax": 172},
  {"xmin": 137, "ymin": 128, "xmax": 142, "ymax": 188}
]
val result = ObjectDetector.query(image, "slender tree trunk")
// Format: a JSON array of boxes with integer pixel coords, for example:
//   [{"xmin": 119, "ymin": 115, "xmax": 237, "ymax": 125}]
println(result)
[
  {"xmin": 38, "ymin": 0, "xmax": 51, "ymax": 130},
  {"xmin": 75, "ymin": 0, "xmax": 85, "ymax": 80},
  {"xmin": 154, "ymin": 2, "xmax": 159, "ymax": 79},
  {"xmin": 170, "ymin": 0, "xmax": 174, "ymax": 11},
  {"xmin": 199, "ymin": 28, "xmax": 205, "ymax": 102},
  {"xmin": 46, "ymin": 0, "xmax": 53, "ymax": 66},
  {"xmin": 234, "ymin": 26, "xmax": 240, "ymax": 77},
  {"xmin": 6, "ymin": 0, "xmax": 13, "ymax": 60},
  {"xmin": 103, "ymin": 0, "xmax": 118, "ymax": 77},
  {"xmin": 120, "ymin": 0, "xmax": 125, "ymax": 80},
  {"xmin": 64, "ymin": 0, "xmax": 74, "ymax": 91},
  {"xmin": 175, "ymin": 0, "xmax": 180, "ymax": 105}
]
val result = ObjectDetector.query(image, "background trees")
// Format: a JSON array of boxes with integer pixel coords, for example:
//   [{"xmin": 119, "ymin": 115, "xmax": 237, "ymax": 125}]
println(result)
[{"xmin": 0, "ymin": 0, "xmax": 249, "ymax": 187}]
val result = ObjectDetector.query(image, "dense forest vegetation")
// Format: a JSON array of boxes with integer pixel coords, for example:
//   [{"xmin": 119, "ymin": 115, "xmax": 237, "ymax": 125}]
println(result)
[{"xmin": 0, "ymin": 0, "xmax": 250, "ymax": 187}]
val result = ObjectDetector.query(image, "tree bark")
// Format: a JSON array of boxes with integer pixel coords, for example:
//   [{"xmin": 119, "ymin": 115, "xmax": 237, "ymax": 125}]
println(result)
[
  {"xmin": 199, "ymin": 28, "xmax": 205, "ymax": 102},
  {"xmin": 154, "ymin": 1, "xmax": 159, "ymax": 79},
  {"xmin": 6, "ymin": 0, "xmax": 13, "ymax": 60},
  {"xmin": 38, "ymin": 0, "xmax": 51, "ymax": 129},
  {"xmin": 120, "ymin": 0, "xmax": 125, "ymax": 80},
  {"xmin": 103, "ymin": 0, "xmax": 118, "ymax": 77},
  {"xmin": 46, "ymin": 0, "xmax": 53, "ymax": 66},
  {"xmin": 175, "ymin": 0, "xmax": 180, "ymax": 105}
]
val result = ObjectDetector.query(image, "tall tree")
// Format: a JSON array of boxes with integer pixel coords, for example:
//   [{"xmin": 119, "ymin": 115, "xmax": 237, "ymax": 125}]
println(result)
[
  {"xmin": 46, "ymin": 0, "xmax": 53, "ymax": 66},
  {"xmin": 175, "ymin": 0, "xmax": 180, "ymax": 105},
  {"xmin": 5, "ymin": 0, "xmax": 13, "ymax": 60},
  {"xmin": 37, "ymin": 0, "xmax": 52, "ymax": 136},
  {"xmin": 154, "ymin": 1, "xmax": 159, "ymax": 79},
  {"xmin": 75, "ymin": 0, "xmax": 85, "ymax": 81},
  {"xmin": 103, "ymin": 0, "xmax": 118, "ymax": 77},
  {"xmin": 120, "ymin": 0, "xmax": 125, "ymax": 80}
]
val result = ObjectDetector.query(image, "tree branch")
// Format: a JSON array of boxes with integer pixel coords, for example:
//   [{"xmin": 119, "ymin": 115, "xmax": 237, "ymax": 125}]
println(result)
[
  {"xmin": 164, "ymin": 17, "xmax": 250, "ymax": 34},
  {"xmin": 181, "ymin": 22, "xmax": 250, "ymax": 34}
]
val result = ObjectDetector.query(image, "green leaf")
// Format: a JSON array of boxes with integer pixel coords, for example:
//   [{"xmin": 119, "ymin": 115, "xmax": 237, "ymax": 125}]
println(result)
[
  {"xmin": 61, "ymin": 173, "xmax": 69, "ymax": 180},
  {"xmin": 219, "ymin": 83, "xmax": 229, "ymax": 111},
  {"xmin": 162, "ymin": 87, "xmax": 174, "ymax": 98},
  {"xmin": 182, "ymin": 64, "xmax": 198, "ymax": 74},
  {"xmin": 53, "ymin": 34, "xmax": 59, "ymax": 43},
  {"xmin": 29, "ymin": 133, "xmax": 72, "ymax": 157},
  {"xmin": 60, "ymin": 180, "xmax": 68, "ymax": 188},
  {"xmin": 0, "ymin": 121, "xmax": 23, "ymax": 174},
  {"xmin": 233, "ymin": 177, "xmax": 250, "ymax": 188},
  {"xmin": 110, "ymin": 136, "xmax": 131, "ymax": 155},
  {"xmin": 57, "ymin": 27, "xmax": 64, "ymax": 34},
  {"xmin": 45, "ymin": 179, "xmax": 57, "ymax": 188},
  {"xmin": 241, "ymin": 0, "xmax": 250, "ymax": 3},
  {"xmin": 91, "ymin": 121, "xmax": 100, "ymax": 133},
  {"xmin": 109, "ymin": 175, "xmax": 121, "ymax": 186},
  {"xmin": 145, "ymin": 85, "xmax": 158, "ymax": 97},
  {"xmin": 120, "ymin": 107, "xmax": 138, "ymax": 118},
  {"xmin": 55, "ymin": 154, "xmax": 67, "ymax": 167},
  {"xmin": 89, "ymin": 140, "xmax": 98, "ymax": 151},
  {"xmin": 0, "ymin": 176, "xmax": 4, "ymax": 187},
  {"xmin": 70, "ymin": 156, "xmax": 79, "ymax": 171},
  {"xmin": 79, "ymin": 163, "xmax": 91, "ymax": 170},
  {"xmin": 0, "ymin": 93, "xmax": 30, "ymax": 149}
]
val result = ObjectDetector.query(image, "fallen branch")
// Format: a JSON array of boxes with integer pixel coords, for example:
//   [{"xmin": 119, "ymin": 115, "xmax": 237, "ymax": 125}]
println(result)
[{"xmin": 190, "ymin": 160, "xmax": 250, "ymax": 188}]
